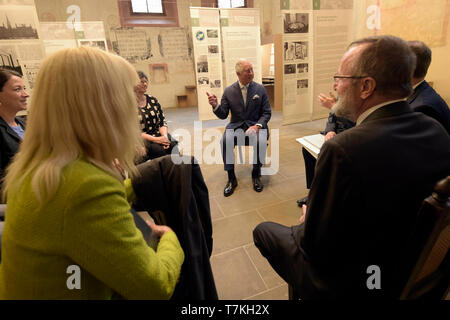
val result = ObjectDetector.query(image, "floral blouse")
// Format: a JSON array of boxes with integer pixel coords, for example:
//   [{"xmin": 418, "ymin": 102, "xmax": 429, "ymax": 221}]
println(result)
[{"xmin": 138, "ymin": 94, "xmax": 167, "ymax": 137}]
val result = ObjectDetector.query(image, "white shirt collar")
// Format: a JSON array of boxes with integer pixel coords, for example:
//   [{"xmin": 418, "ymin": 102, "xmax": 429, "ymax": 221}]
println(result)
[
  {"xmin": 356, "ymin": 98, "xmax": 406, "ymax": 126},
  {"xmin": 239, "ymin": 81, "xmax": 249, "ymax": 89},
  {"xmin": 412, "ymin": 79, "xmax": 425, "ymax": 90}
]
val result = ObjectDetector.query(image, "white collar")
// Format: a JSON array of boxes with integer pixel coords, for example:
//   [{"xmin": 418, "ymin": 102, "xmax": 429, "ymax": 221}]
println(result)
[
  {"xmin": 412, "ymin": 79, "xmax": 425, "ymax": 90},
  {"xmin": 356, "ymin": 98, "xmax": 406, "ymax": 126},
  {"xmin": 239, "ymin": 81, "xmax": 250, "ymax": 89}
]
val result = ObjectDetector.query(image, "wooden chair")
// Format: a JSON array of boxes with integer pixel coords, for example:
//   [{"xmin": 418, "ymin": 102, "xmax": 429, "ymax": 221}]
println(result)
[{"xmin": 400, "ymin": 176, "xmax": 450, "ymax": 300}]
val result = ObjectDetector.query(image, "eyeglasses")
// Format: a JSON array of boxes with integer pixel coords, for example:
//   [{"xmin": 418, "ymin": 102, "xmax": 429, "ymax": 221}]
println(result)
[{"xmin": 333, "ymin": 74, "xmax": 367, "ymax": 82}]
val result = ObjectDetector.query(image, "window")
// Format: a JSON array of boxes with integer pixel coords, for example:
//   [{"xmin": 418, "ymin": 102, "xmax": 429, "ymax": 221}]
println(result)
[
  {"xmin": 131, "ymin": 0, "xmax": 163, "ymax": 14},
  {"xmin": 218, "ymin": 0, "xmax": 245, "ymax": 8},
  {"xmin": 201, "ymin": 0, "xmax": 252, "ymax": 8},
  {"xmin": 118, "ymin": 0, "xmax": 179, "ymax": 27}
]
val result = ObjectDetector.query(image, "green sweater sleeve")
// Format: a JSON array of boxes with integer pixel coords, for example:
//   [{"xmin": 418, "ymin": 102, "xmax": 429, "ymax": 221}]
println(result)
[{"xmin": 62, "ymin": 166, "xmax": 184, "ymax": 299}]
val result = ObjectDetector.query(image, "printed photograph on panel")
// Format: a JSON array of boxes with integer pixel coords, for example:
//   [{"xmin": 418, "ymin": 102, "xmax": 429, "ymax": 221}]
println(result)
[
  {"xmin": 0, "ymin": 45, "xmax": 23, "ymax": 75},
  {"xmin": 207, "ymin": 29, "xmax": 218, "ymax": 38},
  {"xmin": 0, "ymin": 7, "xmax": 39, "ymax": 40},
  {"xmin": 208, "ymin": 45, "xmax": 219, "ymax": 54},
  {"xmin": 283, "ymin": 13, "xmax": 309, "ymax": 34},
  {"xmin": 295, "ymin": 41, "xmax": 308, "ymax": 60},
  {"xmin": 197, "ymin": 55, "xmax": 208, "ymax": 73},
  {"xmin": 284, "ymin": 42, "xmax": 295, "ymax": 61},
  {"xmin": 297, "ymin": 79, "xmax": 308, "ymax": 88},
  {"xmin": 198, "ymin": 76, "xmax": 209, "ymax": 85},
  {"xmin": 284, "ymin": 64, "xmax": 296, "ymax": 75},
  {"xmin": 297, "ymin": 63, "xmax": 308, "ymax": 74},
  {"xmin": 210, "ymin": 79, "xmax": 221, "ymax": 88},
  {"xmin": 78, "ymin": 40, "xmax": 108, "ymax": 52}
]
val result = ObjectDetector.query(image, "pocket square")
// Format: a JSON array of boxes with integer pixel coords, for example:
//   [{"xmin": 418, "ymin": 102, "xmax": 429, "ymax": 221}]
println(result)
[{"xmin": 252, "ymin": 94, "xmax": 260, "ymax": 100}]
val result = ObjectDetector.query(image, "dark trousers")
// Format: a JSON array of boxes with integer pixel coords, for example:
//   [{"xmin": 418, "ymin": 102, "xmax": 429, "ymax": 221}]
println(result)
[
  {"xmin": 221, "ymin": 125, "xmax": 268, "ymax": 173},
  {"xmin": 302, "ymin": 147, "xmax": 317, "ymax": 189},
  {"xmin": 139, "ymin": 133, "xmax": 179, "ymax": 163},
  {"xmin": 253, "ymin": 222, "xmax": 305, "ymax": 293}
]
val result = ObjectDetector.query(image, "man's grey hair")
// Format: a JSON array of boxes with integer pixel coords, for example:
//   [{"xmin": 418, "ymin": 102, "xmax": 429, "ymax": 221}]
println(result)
[
  {"xmin": 235, "ymin": 59, "xmax": 250, "ymax": 73},
  {"xmin": 348, "ymin": 35, "xmax": 416, "ymax": 99}
]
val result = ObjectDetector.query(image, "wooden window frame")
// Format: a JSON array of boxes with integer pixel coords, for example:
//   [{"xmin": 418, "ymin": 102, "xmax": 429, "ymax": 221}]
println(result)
[{"xmin": 118, "ymin": 0, "xmax": 179, "ymax": 28}]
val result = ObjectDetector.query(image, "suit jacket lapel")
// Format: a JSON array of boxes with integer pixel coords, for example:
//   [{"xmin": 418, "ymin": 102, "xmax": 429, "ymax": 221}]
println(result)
[
  {"xmin": 233, "ymin": 81, "xmax": 245, "ymax": 110},
  {"xmin": 245, "ymin": 82, "xmax": 254, "ymax": 109}
]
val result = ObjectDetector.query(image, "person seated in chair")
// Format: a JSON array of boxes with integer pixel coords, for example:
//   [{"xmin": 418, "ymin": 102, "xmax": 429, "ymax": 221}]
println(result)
[
  {"xmin": 407, "ymin": 41, "xmax": 450, "ymax": 134},
  {"xmin": 253, "ymin": 35, "xmax": 450, "ymax": 299},
  {"xmin": 0, "ymin": 69, "xmax": 29, "ymax": 184},
  {"xmin": 0, "ymin": 47, "xmax": 184, "ymax": 299},
  {"xmin": 136, "ymin": 71, "xmax": 178, "ymax": 162},
  {"xmin": 207, "ymin": 59, "xmax": 271, "ymax": 197}
]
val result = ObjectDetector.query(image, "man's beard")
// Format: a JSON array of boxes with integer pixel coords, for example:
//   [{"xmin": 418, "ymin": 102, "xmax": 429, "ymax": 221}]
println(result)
[{"xmin": 332, "ymin": 87, "xmax": 356, "ymax": 121}]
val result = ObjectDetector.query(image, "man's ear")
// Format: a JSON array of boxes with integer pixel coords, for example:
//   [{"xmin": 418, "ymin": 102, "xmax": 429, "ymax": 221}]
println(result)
[{"xmin": 360, "ymin": 77, "xmax": 376, "ymax": 99}]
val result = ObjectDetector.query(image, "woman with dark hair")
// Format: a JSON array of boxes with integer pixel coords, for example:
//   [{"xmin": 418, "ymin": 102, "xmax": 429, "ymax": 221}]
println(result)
[
  {"xmin": 136, "ymin": 71, "xmax": 178, "ymax": 162},
  {"xmin": 0, "ymin": 69, "xmax": 29, "ymax": 181}
]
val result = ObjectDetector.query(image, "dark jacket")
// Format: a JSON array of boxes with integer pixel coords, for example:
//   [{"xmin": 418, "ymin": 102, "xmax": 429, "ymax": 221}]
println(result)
[
  {"xmin": 132, "ymin": 155, "xmax": 218, "ymax": 300},
  {"xmin": 294, "ymin": 101, "xmax": 450, "ymax": 299},
  {"xmin": 0, "ymin": 116, "xmax": 25, "ymax": 180},
  {"xmin": 214, "ymin": 81, "xmax": 271, "ymax": 130},
  {"xmin": 407, "ymin": 80, "xmax": 450, "ymax": 134},
  {"xmin": 323, "ymin": 111, "xmax": 355, "ymax": 134}
]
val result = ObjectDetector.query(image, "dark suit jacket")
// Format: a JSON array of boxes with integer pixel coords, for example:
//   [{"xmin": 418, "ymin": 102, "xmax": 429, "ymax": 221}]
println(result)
[
  {"xmin": 0, "ymin": 116, "xmax": 25, "ymax": 180},
  {"xmin": 213, "ymin": 81, "xmax": 271, "ymax": 130},
  {"xmin": 293, "ymin": 101, "xmax": 450, "ymax": 299},
  {"xmin": 407, "ymin": 80, "xmax": 450, "ymax": 134},
  {"xmin": 132, "ymin": 156, "xmax": 218, "ymax": 300}
]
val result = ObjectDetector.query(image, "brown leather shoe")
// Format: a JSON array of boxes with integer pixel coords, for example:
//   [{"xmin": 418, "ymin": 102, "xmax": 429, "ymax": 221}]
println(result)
[{"xmin": 224, "ymin": 179, "xmax": 238, "ymax": 197}]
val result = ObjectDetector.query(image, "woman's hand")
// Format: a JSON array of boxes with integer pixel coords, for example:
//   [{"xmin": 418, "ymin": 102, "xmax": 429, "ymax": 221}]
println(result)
[
  {"xmin": 156, "ymin": 135, "xmax": 171, "ymax": 149},
  {"xmin": 146, "ymin": 221, "xmax": 173, "ymax": 238}
]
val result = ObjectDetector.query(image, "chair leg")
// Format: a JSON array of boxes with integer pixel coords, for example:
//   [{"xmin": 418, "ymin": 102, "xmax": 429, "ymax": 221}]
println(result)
[{"xmin": 238, "ymin": 145, "xmax": 243, "ymax": 164}]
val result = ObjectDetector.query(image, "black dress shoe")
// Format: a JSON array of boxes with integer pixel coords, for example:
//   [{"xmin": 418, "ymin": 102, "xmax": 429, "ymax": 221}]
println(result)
[
  {"xmin": 224, "ymin": 179, "xmax": 238, "ymax": 197},
  {"xmin": 252, "ymin": 177, "xmax": 263, "ymax": 192},
  {"xmin": 297, "ymin": 196, "xmax": 308, "ymax": 207}
]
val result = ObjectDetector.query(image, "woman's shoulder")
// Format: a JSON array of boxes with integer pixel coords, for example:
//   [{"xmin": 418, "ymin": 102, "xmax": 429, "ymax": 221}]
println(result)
[
  {"xmin": 145, "ymin": 94, "xmax": 161, "ymax": 106},
  {"xmin": 63, "ymin": 159, "xmax": 121, "ymax": 187}
]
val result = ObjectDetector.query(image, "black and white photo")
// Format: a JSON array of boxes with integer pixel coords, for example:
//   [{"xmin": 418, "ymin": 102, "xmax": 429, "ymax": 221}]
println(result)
[
  {"xmin": 0, "ymin": 8, "xmax": 39, "ymax": 40},
  {"xmin": 284, "ymin": 64, "xmax": 296, "ymax": 75},
  {"xmin": 283, "ymin": 13, "xmax": 309, "ymax": 34}
]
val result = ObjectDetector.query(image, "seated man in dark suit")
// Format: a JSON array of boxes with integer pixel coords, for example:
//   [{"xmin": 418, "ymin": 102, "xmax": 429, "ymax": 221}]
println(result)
[
  {"xmin": 407, "ymin": 41, "xmax": 450, "ymax": 134},
  {"xmin": 253, "ymin": 35, "xmax": 450, "ymax": 299},
  {"xmin": 207, "ymin": 59, "xmax": 271, "ymax": 197},
  {"xmin": 297, "ymin": 93, "xmax": 355, "ymax": 207}
]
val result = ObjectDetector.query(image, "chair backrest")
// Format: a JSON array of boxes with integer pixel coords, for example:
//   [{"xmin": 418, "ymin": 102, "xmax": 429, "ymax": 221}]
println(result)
[{"xmin": 400, "ymin": 176, "xmax": 450, "ymax": 300}]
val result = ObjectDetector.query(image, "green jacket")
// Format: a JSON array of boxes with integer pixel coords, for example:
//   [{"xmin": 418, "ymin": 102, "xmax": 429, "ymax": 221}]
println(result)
[{"xmin": 0, "ymin": 159, "xmax": 184, "ymax": 299}]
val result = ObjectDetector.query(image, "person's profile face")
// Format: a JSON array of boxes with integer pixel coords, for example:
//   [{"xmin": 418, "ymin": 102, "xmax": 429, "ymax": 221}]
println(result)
[
  {"xmin": 136, "ymin": 77, "xmax": 148, "ymax": 94},
  {"xmin": 0, "ymin": 75, "xmax": 29, "ymax": 112}
]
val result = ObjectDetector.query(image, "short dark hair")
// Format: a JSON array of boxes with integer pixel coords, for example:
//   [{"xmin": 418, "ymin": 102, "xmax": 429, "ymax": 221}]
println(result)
[
  {"xmin": 407, "ymin": 41, "xmax": 431, "ymax": 79},
  {"xmin": 137, "ymin": 70, "xmax": 148, "ymax": 81},
  {"xmin": 0, "ymin": 69, "xmax": 22, "ymax": 91},
  {"xmin": 349, "ymin": 35, "xmax": 416, "ymax": 99}
]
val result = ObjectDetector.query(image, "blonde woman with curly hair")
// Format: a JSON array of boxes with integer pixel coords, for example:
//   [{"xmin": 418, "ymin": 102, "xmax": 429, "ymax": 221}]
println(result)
[{"xmin": 0, "ymin": 47, "xmax": 184, "ymax": 299}]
